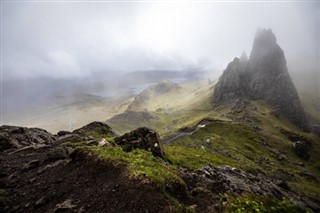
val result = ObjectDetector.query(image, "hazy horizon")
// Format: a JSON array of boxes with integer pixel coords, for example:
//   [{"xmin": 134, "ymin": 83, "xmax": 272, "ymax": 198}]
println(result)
[
  {"xmin": 1, "ymin": 1, "xmax": 319, "ymax": 128},
  {"xmin": 2, "ymin": 2, "xmax": 319, "ymax": 80}
]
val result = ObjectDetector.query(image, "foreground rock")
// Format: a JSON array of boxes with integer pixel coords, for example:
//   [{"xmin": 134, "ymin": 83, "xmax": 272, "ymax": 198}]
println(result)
[
  {"xmin": 1, "ymin": 122, "xmax": 318, "ymax": 212},
  {"xmin": 181, "ymin": 164, "xmax": 319, "ymax": 211},
  {"xmin": 0, "ymin": 147, "xmax": 173, "ymax": 213},
  {"xmin": 293, "ymin": 141, "xmax": 310, "ymax": 160},
  {"xmin": 212, "ymin": 28, "xmax": 310, "ymax": 131},
  {"xmin": 0, "ymin": 125, "xmax": 56, "ymax": 151},
  {"xmin": 115, "ymin": 127, "xmax": 164, "ymax": 158}
]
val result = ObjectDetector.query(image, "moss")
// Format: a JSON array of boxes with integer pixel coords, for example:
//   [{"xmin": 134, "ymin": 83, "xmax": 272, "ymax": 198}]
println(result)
[
  {"xmin": 62, "ymin": 141, "xmax": 87, "ymax": 148},
  {"xmin": 87, "ymin": 146, "xmax": 184, "ymax": 188},
  {"xmin": 230, "ymin": 197, "xmax": 311, "ymax": 213},
  {"xmin": 0, "ymin": 189, "xmax": 5, "ymax": 202},
  {"xmin": 164, "ymin": 145, "xmax": 241, "ymax": 169},
  {"xmin": 84, "ymin": 131, "xmax": 115, "ymax": 144},
  {"xmin": 290, "ymin": 181, "xmax": 320, "ymax": 202}
]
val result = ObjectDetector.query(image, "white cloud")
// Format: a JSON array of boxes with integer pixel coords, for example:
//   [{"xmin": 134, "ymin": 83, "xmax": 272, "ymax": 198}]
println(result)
[{"xmin": 2, "ymin": 2, "xmax": 319, "ymax": 80}]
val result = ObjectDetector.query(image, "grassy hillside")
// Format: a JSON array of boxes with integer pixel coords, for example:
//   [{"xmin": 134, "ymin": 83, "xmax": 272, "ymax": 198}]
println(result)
[
  {"xmin": 105, "ymin": 80, "xmax": 320, "ymax": 211},
  {"xmin": 107, "ymin": 81, "xmax": 221, "ymax": 136}
]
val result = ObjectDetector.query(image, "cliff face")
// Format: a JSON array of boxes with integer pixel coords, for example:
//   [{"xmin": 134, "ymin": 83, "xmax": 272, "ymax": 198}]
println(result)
[{"xmin": 213, "ymin": 29, "xmax": 310, "ymax": 131}]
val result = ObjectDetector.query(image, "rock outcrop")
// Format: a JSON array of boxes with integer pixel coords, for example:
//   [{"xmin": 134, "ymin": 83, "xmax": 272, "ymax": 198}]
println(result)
[
  {"xmin": 72, "ymin": 121, "xmax": 116, "ymax": 137},
  {"xmin": 0, "ymin": 125, "xmax": 56, "ymax": 151},
  {"xmin": 213, "ymin": 28, "xmax": 310, "ymax": 131},
  {"xmin": 293, "ymin": 141, "xmax": 310, "ymax": 160},
  {"xmin": 181, "ymin": 164, "xmax": 319, "ymax": 211},
  {"xmin": 115, "ymin": 127, "xmax": 164, "ymax": 158}
]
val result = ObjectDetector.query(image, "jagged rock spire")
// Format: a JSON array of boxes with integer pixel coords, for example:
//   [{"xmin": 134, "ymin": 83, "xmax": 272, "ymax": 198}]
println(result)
[
  {"xmin": 250, "ymin": 28, "xmax": 278, "ymax": 62},
  {"xmin": 240, "ymin": 51, "xmax": 248, "ymax": 62},
  {"xmin": 213, "ymin": 28, "xmax": 310, "ymax": 131}
]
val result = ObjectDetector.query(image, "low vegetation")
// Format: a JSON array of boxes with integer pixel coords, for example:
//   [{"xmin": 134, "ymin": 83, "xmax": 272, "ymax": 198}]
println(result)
[
  {"xmin": 164, "ymin": 145, "xmax": 241, "ymax": 169},
  {"xmin": 230, "ymin": 197, "xmax": 310, "ymax": 213},
  {"xmin": 71, "ymin": 145, "xmax": 184, "ymax": 189}
]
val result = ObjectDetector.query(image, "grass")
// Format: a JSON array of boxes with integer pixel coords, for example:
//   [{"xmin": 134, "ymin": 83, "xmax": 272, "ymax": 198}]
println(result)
[
  {"xmin": 107, "ymin": 81, "xmax": 222, "ymax": 137},
  {"xmin": 229, "ymin": 196, "xmax": 311, "ymax": 213},
  {"xmin": 164, "ymin": 145, "xmax": 241, "ymax": 170},
  {"xmin": 84, "ymin": 130, "xmax": 115, "ymax": 144},
  {"xmin": 167, "ymin": 122, "xmax": 266, "ymax": 171},
  {"xmin": 290, "ymin": 181, "xmax": 320, "ymax": 202},
  {"xmin": 86, "ymin": 146, "xmax": 184, "ymax": 188}
]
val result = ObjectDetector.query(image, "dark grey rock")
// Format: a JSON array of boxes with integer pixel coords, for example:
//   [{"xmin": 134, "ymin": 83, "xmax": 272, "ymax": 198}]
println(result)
[
  {"xmin": 0, "ymin": 132, "xmax": 13, "ymax": 151},
  {"xmin": 0, "ymin": 125, "xmax": 56, "ymax": 151},
  {"xmin": 115, "ymin": 127, "xmax": 164, "ymax": 158},
  {"xmin": 212, "ymin": 28, "xmax": 310, "ymax": 131},
  {"xmin": 293, "ymin": 141, "xmax": 310, "ymax": 160},
  {"xmin": 35, "ymin": 196, "xmax": 46, "ymax": 207},
  {"xmin": 72, "ymin": 121, "xmax": 115, "ymax": 137},
  {"xmin": 181, "ymin": 164, "xmax": 319, "ymax": 211},
  {"xmin": 57, "ymin": 131, "xmax": 72, "ymax": 137},
  {"xmin": 54, "ymin": 199, "xmax": 77, "ymax": 212},
  {"xmin": 23, "ymin": 160, "xmax": 41, "ymax": 171},
  {"xmin": 299, "ymin": 171, "xmax": 319, "ymax": 182},
  {"xmin": 46, "ymin": 147, "xmax": 69, "ymax": 161}
]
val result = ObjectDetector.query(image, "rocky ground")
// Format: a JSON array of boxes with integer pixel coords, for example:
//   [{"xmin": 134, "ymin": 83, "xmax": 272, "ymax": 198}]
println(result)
[
  {"xmin": 0, "ymin": 123, "xmax": 175, "ymax": 213},
  {"xmin": 1, "ymin": 121, "xmax": 319, "ymax": 212}
]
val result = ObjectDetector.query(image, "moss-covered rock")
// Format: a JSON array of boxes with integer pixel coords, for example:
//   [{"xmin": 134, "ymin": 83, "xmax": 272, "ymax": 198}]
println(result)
[{"xmin": 115, "ymin": 127, "xmax": 164, "ymax": 158}]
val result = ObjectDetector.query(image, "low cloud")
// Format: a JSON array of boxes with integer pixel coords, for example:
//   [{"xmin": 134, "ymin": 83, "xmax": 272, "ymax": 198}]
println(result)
[{"xmin": 2, "ymin": 2, "xmax": 319, "ymax": 80}]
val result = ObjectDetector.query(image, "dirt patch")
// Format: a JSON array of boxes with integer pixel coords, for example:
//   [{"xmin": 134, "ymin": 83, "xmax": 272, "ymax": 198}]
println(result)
[{"xmin": 0, "ymin": 147, "xmax": 174, "ymax": 213}]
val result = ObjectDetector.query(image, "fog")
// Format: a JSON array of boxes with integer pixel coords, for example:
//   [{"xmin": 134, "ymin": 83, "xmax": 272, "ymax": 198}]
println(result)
[
  {"xmin": 1, "ymin": 2, "xmax": 319, "ymax": 128},
  {"xmin": 2, "ymin": 2, "xmax": 319, "ymax": 79}
]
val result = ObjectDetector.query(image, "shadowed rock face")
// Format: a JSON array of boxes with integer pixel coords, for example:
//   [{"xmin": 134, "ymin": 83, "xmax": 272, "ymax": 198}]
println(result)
[
  {"xmin": 213, "ymin": 29, "xmax": 310, "ymax": 131},
  {"xmin": 0, "ymin": 125, "xmax": 56, "ymax": 151},
  {"xmin": 115, "ymin": 127, "xmax": 164, "ymax": 158}
]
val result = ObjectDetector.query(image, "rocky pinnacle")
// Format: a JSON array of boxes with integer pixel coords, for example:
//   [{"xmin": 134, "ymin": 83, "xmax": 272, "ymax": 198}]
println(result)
[{"xmin": 213, "ymin": 28, "xmax": 310, "ymax": 131}]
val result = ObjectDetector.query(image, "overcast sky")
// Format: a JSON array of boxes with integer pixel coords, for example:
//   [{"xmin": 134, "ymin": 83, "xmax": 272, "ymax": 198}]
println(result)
[{"xmin": 2, "ymin": 1, "xmax": 319, "ymax": 80}]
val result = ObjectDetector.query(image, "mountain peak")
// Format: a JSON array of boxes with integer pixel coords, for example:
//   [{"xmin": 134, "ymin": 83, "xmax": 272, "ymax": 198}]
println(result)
[
  {"xmin": 240, "ymin": 51, "xmax": 248, "ymax": 62},
  {"xmin": 213, "ymin": 29, "xmax": 310, "ymax": 131},
  {"xmin": 250, "ymin": 28, "xmax": 278, "ymax": 62}
]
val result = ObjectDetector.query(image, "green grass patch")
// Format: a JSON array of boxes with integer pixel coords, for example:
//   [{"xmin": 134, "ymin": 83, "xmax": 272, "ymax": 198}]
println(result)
[
  {"xmin": 84, "ymin": 131, "xmax": 115, "ymax": 144},
  {"xmin": 164, "ymin": 145, "xmax": 241, "ymax": 169},
  {"xmin": 167, "ymin": 122, "xmax": 266, "ymax": 172},
  {"xmin": 230, "ymin": 197, "xmax": 311, "ymax": 213},
  {"xmin": 87, "ymin": 146, "xmax": 184, "ymax": 188},
  {"xmin": 290, "ymin": 181, "xmax": 320, "ymax": 202}
]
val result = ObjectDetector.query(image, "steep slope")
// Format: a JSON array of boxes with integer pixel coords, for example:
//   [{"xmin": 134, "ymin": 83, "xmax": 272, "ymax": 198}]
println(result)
[{"xmin": 213, "ymin": 29, "xmax": 310, "ymax": 131}]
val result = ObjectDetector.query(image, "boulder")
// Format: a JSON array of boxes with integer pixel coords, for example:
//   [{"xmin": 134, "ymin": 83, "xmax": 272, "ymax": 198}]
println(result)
[
  {"xmin": 72, "ymin": 121, "xmax": 115, "ymax": 137},
  {"xmin": 0, "ymin": 125, "xmax": 56, "ymax": 151},
  {"xmin": 45, "ymin": 147, "xmax": 69, "ymax": 161},
  {"xmin": 57, "ymin": 131, "xmax": 72, "ymax": 137},
  {"xmin": 293, "ymin": 141, "xmax": 310, "ymax": 160},
  {"xmin": 0, "ymin": 132, "xmax": 14, "ymax": 151},
  {"xmin": 115, "ymin": 127, "xmax": 164, "ymax": 158}
]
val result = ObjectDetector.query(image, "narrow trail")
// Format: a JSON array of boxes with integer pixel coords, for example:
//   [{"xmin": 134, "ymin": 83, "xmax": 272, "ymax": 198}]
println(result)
[{"xmin": 162, "ymin": 118, "xmax": 227, "ymax": 144}]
